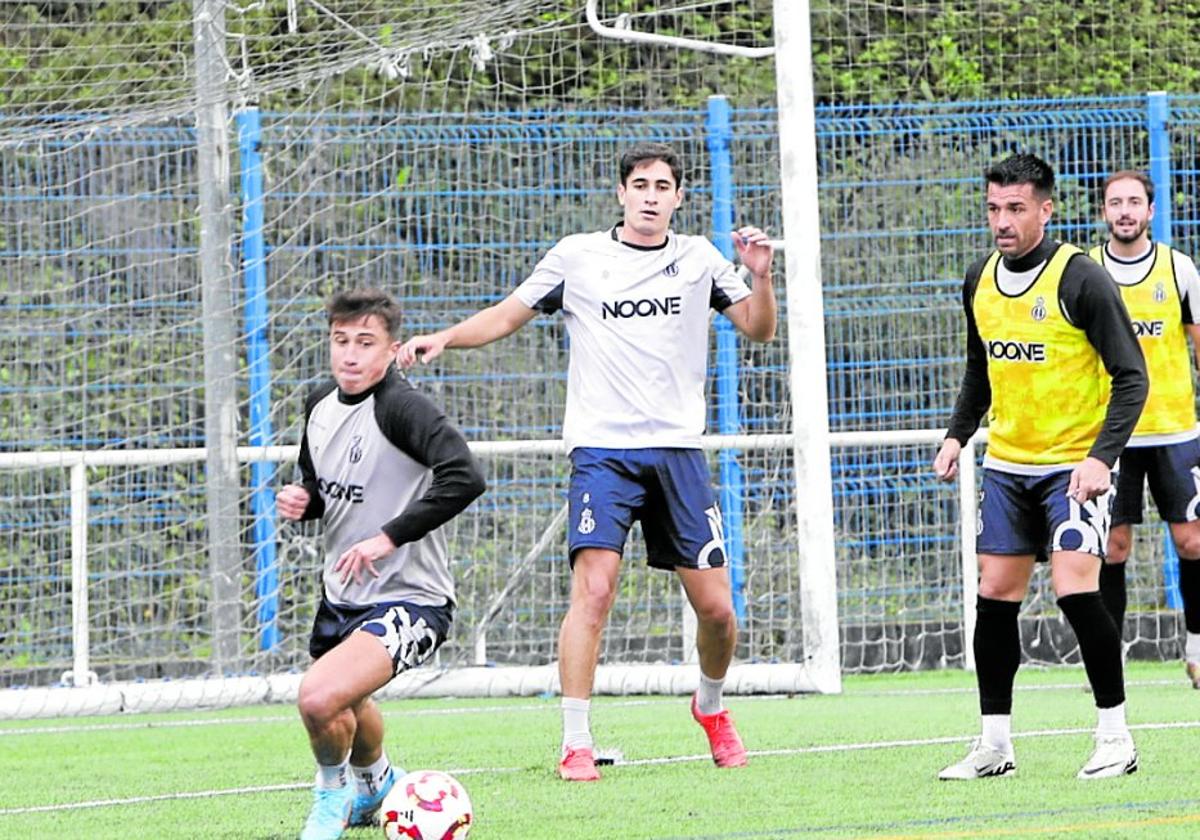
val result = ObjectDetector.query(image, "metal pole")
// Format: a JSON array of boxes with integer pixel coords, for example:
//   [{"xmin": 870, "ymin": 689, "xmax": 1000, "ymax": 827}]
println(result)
[
  {"xmin": 237, "ymin": 106, "xmax": 281, "ymax": 651},
  {"xmin": 1147, "ymin": 91, "xmax": 1172, "ymax": 246},
  {"xmin": 705, "ymin": 95, "xmax": 747, "ymax": 626},
  {"xmin": 193, "ymin": 0, "xmax": 242, "ymax": 671},
  {"xmin": 773, "ymin": 0, "xmax": 842, "ymax": 693},
  {"xmin": 1146, "ymin": 90, "xmax": 1184, "ymax": 610},
  {"xmin": 958, "ymin": 438, "xmax": 979, "ymax": 672},
  {"xmin": 66, "ymin": 460, "xmax": 95, "ymax": 686}
]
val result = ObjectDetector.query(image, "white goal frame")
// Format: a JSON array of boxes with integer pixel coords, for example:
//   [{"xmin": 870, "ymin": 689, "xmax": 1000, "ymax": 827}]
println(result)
[{"xmin": 0, "ymin": 429, "xmax": 983, "ymax": 719}]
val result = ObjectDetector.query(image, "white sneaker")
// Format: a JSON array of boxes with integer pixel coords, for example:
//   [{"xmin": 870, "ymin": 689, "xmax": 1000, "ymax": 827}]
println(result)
[
  {"xmin": 938, "ymin": 739, "xmax": 1016, "ymax": 780},
  {"xmin": 1077, "ymin": 734, "xmax": 1138, "ymax": 779}
]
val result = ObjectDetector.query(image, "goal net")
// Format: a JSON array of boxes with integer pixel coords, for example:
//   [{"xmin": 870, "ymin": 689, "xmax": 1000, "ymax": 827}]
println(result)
[
  {"xmin": 2, "ymin": 0, "xmax": 827, "ymax": 718},
  {"xmin": 1, "ymin": 1, "xmax": 1195, "ymax": 718}
]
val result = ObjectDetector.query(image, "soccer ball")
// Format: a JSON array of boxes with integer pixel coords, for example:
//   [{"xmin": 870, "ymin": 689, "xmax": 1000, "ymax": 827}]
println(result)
[{"xmin": 380, "ymin": 770, "xmax": 473, "ymax": 840}]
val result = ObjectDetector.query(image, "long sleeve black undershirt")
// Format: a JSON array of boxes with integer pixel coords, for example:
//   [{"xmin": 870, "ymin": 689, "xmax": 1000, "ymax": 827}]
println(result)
[
  {"xmin": 945, "ymin": 236, "xmax": 1148, "ymax": 467},
  {"xmin": 371, "ymin": 368, "xmax": 487, "ymax": 547},
  {"xmin": 294, "ymin": 367, "xmax": 486, "ymax": 543}
]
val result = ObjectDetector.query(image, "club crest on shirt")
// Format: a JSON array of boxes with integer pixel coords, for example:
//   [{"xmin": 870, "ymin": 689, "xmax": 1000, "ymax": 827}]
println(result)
[
  {"xmin": 1030, "ymin": 296, "xmax": 1047, "ymax": 321},
  {"xmin": 348, "ymin": 435, "xmax": 363, "ymax": 464},
  {"xmin": 662, "ymin": 261, "xmax": 679, "ymax": 277},
  {"xmin": 1154, "ymin": 281, "xmax": 1167, "ymax": 303}
]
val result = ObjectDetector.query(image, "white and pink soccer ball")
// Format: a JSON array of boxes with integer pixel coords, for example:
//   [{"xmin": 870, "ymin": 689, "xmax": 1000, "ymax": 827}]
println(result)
[{"xmin": 380, "ymin": 770, "xmax": 473, "ymax": 840}]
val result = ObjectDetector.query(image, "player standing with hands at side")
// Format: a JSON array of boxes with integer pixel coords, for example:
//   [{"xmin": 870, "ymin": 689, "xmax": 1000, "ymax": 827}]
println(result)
[
  {"xmin": 933, "ymin": 154, "xmax": 1147, "ymax": 780},
  {"xmin": 1089, "ymin": 170, "xmax": 1200, "ymax": 688},
  {"xmin": 399, "ymin": 143, "xmax": 775, "ymax": 782},
  {"xmin": 279, "ymin": 289, "xmax": 486, "ymax": 839}
]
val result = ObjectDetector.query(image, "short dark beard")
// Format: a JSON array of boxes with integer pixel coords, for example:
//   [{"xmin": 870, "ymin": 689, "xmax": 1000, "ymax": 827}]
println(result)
[{"xmin": 1107, "ymin": 219, "xmax": 1148, "ymax": 245}]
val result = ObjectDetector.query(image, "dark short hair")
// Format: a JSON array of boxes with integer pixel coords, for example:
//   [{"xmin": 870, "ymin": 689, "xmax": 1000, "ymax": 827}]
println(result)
[
  {"xmin": 984, "ymin": 153, "xmax": 1055, "ymax": 199},
  {"xmin": 1101, "ymin": 169, "xmax": 1155, "ymax": 206},
  {"xmin": 619, "ymin": 142, "xmax": 684, "ymax": 189},
  {"xmin": 325, "ymin": 288, "xmax": 402, "ymax": 338}
]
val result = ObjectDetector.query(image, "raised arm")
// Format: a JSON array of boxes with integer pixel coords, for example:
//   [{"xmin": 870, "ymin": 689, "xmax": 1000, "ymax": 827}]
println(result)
[
  {"xmin": 720, "ymin": 226, "xmax": 776, "ymax": 342},
  {"xmin": 398, "ymin": 293, "xmax": 537, "ymax": 367}
]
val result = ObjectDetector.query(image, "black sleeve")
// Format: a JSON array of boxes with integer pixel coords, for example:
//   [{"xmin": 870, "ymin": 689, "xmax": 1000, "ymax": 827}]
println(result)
[
  {"xmin": 373, "ymin": 377, "xmax": 488, "ymax": 547},
  {"xmin": 945, "ymin": 257, "xmax": 992, "ymax": 445},
  {"xmin": 295, "ymin": 381, "xmax": 337, "ymax": 521},
  {"xmin": 1059, "ymin": 255, "xmax": 1149, "ymax": 466}
]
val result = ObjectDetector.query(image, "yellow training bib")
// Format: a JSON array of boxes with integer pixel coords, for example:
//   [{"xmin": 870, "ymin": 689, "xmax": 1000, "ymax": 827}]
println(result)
[
  {"xmin": 1089, "ymin": 242, "xmax": 1195, "ymax": 437},
  {"xmin": 974, "ymin": 244, "xmax": 1108, "ymax": 465}
]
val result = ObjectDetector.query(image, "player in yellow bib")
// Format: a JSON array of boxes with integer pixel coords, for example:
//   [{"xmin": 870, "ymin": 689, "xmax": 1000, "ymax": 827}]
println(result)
[
  {"xmin": 1090, "ymin": 169, "xmax": 1200, "ymax": 689},
  {"xmin": 933, "ymin": 154, "xmax": 1148, "ymax": 781}
]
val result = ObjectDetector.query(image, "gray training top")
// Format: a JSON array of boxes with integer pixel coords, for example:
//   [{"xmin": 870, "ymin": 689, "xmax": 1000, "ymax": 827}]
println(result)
[{"xmin": 295, "ymin": 365, "xmax": 486, "ymax": 608}]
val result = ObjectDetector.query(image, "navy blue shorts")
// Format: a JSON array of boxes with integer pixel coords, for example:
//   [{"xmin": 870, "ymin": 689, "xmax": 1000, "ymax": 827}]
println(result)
[
  {"xmin": 567, "ymin": 447, "xmax": 726, "ymax": 571},
  {"xmin": 1112, "ymin": 439, "xmax": 1200, "ymax": 526},
  {"xmin": 977, "ymin": 468, "xmax": 1114, "ymax": 559},
  {"xmin": 309, "ymin": 595, "xmax": 453, "ymax": 677}
]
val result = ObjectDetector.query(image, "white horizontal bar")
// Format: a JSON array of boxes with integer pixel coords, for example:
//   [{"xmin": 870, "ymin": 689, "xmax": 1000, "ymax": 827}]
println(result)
[
  {"xmin": 585, "ymin": 0, "xmax": 774, "ymax": 59},
  {"xmin": 0, "ymin": 429, "xmax": 985, "ymax": 471}
]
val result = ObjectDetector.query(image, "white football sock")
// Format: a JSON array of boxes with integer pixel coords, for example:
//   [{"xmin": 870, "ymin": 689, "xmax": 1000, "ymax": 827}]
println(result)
[
  {"xmin": 316, "ymin": 754, "xmax": 350, "ymax": 790},
  {"xmin": 696, "ymin": 671, "xmax": 725, "ymax": 716},
  {"xmin": 981, "ymin": 714, "xmax": 1012, "ymax": 751},
  {"xmin": 352, "ymin": 752, "xmax": 392, "ymax": 796},
  {"xmin": 561, "ymin": 696, "xmax": 593, "ymax": 753},
  {"xmin": 1186, "ymin": 632, "xmax": 1200, "ymax": 662},
  {"xmin": 1097, "ymin": 703, "xmax": 1129, "ymax": 738}
]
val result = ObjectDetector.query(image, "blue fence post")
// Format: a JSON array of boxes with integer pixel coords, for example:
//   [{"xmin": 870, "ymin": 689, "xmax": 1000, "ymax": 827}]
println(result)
[
  {"xmin": 1148, "ymin": 91, "xmax": 1173, "ymax": 247},
  {"xmin": 237, "ymin": 106, "xmax": 282, "ymax": 650},
  {"xmin": 1147, "ymin": 91, "xmax": 1184, "ymax": 610},
  {"xmin": 705, "ymin": 95, "xmax": 747, "ymax": 624}
]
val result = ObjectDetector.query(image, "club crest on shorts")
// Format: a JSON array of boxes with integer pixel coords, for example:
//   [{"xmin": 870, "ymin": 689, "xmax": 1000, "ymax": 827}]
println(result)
[{"xmin": 578, "ymin": 491, "xmax": 595, "ymax": 535}]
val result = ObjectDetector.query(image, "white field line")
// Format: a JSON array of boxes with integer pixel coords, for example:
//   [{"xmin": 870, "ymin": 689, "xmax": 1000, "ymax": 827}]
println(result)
[
  {"xmin": 0, "ymin": 677, "xmax": 1178, "ymax": 738},
  {"xmin": 2, "ymin": 720, "xmax": 1198, "ymax": 817}
]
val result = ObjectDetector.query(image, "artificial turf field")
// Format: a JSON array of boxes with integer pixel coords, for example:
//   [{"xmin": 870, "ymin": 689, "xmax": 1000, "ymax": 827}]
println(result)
[{"xmin": 3, "ymin": 660, "xmax": 1199, "ymax": 839}]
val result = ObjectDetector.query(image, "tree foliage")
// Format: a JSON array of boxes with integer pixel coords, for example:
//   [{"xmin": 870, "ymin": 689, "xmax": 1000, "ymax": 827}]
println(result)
[
  {"xmin": 2, "ymin": 1, "xmax": 1198, "ymax": 118},
  {"xmin": 810, "ymin": 0, "xmax": 1200, "ymax": 103}
]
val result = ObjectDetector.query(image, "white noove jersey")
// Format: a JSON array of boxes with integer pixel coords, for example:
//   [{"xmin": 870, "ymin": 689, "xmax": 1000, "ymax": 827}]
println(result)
[
  {"xmin": 513, "ymin": 226, "xmax": 752, "ymax": 451},
  {"xmin": 296, "ymin": 367, "xmax": 486, "ymax": 608}
]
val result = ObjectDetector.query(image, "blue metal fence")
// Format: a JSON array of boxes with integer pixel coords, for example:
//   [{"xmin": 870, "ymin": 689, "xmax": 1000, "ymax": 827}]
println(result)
[{"xmin": 4, "ymin": 93, "xmax": 1200, "ymax": 676}]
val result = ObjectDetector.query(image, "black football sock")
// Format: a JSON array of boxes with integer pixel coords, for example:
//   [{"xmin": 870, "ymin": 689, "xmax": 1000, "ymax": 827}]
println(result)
[{"xmin": 1059, "ymin": 591, "xmax": 1124, "ymax": 708}]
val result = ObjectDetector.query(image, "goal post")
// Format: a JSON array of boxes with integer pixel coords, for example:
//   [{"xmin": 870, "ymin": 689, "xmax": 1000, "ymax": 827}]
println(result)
[{"xmin": 772, "ymin": 0, "xmax": 841, "ymax": 694}]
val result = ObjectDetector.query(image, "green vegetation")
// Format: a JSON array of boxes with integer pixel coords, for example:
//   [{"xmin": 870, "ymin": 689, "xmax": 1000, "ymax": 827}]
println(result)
[
  {"xmin": 3, "ymin": 661, "xmax": 1198, "ymax": 838},
  {"xmin": 3, "ymin": 1, "xmax": 1200, "ymax": 115}
]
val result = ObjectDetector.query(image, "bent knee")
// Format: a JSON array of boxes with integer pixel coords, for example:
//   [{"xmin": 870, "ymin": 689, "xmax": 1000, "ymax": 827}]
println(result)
[
  {"xmin": 978, "ymin": 579, "xmax": 1028, "ymax": 601},
  {"xmin": 298, "ymin": 684, "xmax": 344, "ymax": 730},
  {"xmin": 572, "ymin": 570, "xmax": 618, "ymax": 612},
  {"xmin": 693, "ymin": 600, "xmax": 736, "ymax": 628}
]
